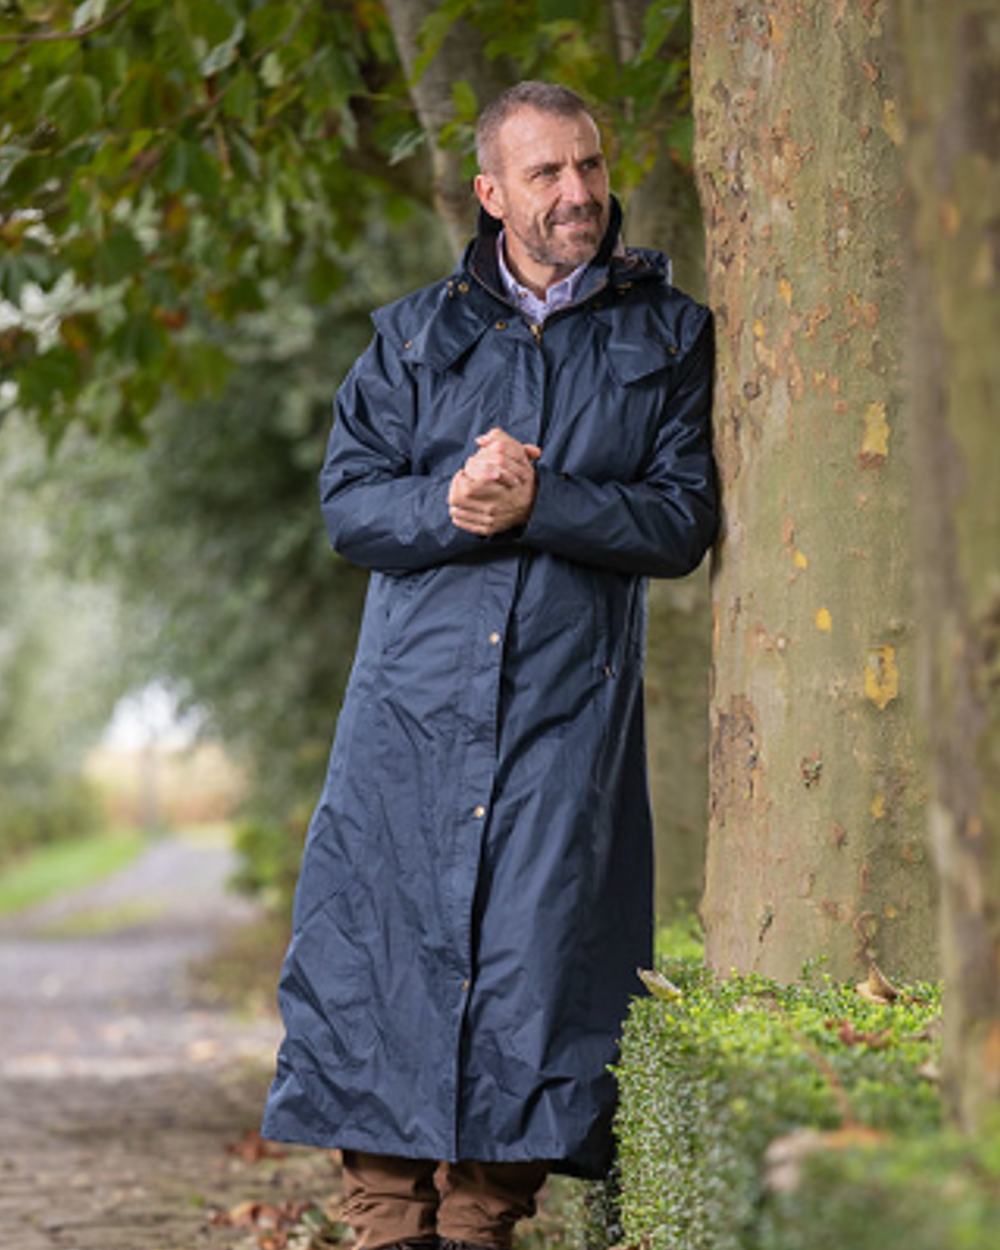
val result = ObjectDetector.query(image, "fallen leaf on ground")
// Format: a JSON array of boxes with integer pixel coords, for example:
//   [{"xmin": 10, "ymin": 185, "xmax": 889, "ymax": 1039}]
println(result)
[
  {"xmin": 637, "ymin": 968, "xmax": 683, "ymax": 1001},
  {"xmin": 824, "ymin": 1018, "xmax": 892, "ymax": 1048},
  {"xmin": 226, "ymin": 1128, "xmax": 288, "ymax": 1162},
  {"xmin": 210, "ymin": 1198, "xmax": 308, "ymax": 1229},
  {"xmin": 855, "ymin": 960, "xmax": 899, "ymax": 1004}
]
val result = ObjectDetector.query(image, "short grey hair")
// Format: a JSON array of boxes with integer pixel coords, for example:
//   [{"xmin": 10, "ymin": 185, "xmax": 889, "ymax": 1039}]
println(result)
[{"xmin": 476, "ymin": 80, "xmax": 593, "ymax": 173}]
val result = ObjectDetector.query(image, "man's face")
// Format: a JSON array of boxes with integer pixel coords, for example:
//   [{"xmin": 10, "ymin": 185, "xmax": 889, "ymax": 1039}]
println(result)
[{"xmin": 475, "ymin": 107, "xmax": 610, "ymax": 279}]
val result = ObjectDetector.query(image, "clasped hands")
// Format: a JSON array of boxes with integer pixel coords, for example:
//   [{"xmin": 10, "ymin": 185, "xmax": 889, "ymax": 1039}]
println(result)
[{"xmin": 448, "ymin": 427, "xmax": 541, "ymax": 537}]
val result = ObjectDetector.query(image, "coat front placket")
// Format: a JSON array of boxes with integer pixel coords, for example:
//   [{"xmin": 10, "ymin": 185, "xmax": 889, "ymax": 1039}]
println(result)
[{"xmin": 438, "ymin": 305, "xmax": 547, "ymax": 1157}]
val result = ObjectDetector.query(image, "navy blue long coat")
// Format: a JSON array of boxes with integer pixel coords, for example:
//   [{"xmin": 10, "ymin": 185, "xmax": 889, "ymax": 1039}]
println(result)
[{"xmin": 261, "ymin": 205, "xmax": 717, "ymax": 1178}]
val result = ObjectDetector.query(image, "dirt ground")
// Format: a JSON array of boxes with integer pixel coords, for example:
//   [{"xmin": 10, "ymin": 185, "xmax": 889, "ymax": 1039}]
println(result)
[
  {"xmin": 0, "ymin": 833, "xmax": 577, "ymax": 1250},
  {"xmin": 0, "ymin": 834, "xmax": 348, "ymax": 1250}
]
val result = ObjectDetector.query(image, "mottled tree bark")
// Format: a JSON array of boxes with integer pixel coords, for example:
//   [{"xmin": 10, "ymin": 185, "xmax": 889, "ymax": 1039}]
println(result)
[
  {"xmin": 898, "ymin": 1, "xmax": 1000, "ymax": 1131},
  {"xmin": 693, "ymin": 0, "xmax": 938, "ymax": 981}
]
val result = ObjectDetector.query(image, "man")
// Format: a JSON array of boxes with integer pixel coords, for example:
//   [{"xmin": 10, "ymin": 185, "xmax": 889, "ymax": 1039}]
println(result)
[{"xmin": 261, "ymin": 81, "xmax": 717, "ymax": 1250}]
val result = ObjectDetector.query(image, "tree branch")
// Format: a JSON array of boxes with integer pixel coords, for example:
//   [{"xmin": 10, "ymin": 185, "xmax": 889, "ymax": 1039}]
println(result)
[
  {"xmin": 0, "ymin": 1, "xmax": 135, "ymax": 44},
  {"xmin": 382, "ymin": 0, "xmax": 508, "ymax": 257},
  {"xmin": 610, "ymin": 0, "xmax": 646, "ymax": 64}
]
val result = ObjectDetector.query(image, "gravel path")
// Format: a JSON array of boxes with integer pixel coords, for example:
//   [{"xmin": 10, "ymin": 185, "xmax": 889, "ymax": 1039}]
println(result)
[{"xmin": 0, "ymin": 834, "xmax": 342, "ymax": 1250}]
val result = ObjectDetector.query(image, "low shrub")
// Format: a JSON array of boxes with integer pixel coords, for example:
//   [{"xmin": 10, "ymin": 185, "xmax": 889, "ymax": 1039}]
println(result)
[
  {"xmin": 230, "ymin": 817, "xmax": 306, "ymax": 911},
  {"xmin": 757, "ymin": 1120, "xmax": 1000, "ymax": 1250},
  {"xmin": 609, "ymin": 952, "xmax": 943, "ymax": 1250},
  {"xmin": 0, "ymin": 772, "xmax": 103, "ymax": 867}
]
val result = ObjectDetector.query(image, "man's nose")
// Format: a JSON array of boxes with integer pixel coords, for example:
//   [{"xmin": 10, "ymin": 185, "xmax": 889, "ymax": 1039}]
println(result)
[{"xmin": 560, "ymin": 167, "xmax": 592, "ymax": 204}]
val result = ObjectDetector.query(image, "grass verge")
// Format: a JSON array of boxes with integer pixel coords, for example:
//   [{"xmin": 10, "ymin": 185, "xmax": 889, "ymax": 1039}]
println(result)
[{"xmin": 0, "ymin": 827, "xmax": 146, "ymax": 917}]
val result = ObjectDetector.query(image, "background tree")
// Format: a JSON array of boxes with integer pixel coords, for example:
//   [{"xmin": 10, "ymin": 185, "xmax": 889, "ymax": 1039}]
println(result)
[
  {"xmin": 898, "ymin": 0, "xmax": 1000, "ymax": 1131},
  {"xmin": 693, "ymin": 0, "xmax": 938, "ymax": 982},
  {"xmin": 0, "ymin": 0, "xmax": 696, "ymax": 434},
  {"xmin": 42, "ymin": 218, "xmax": 444, "ymax": 888},
  {"xmin": 0, "ymin": 435, "xmax": 123, "ymax": 863}
]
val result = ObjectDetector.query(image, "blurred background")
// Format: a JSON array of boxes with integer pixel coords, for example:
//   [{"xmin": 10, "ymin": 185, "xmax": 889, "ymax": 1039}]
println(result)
[
  {"xmin": 1, "ymin": 0, "xmax": 705, "ymax": 934},
  {"xmin": 0, "ymin": 7, "xmax": 701, "ymax": 1244}
]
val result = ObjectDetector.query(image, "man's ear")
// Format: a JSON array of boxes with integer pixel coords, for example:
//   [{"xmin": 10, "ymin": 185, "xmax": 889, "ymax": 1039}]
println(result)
[{"xmin": 474, "ymin": 172, "xmax": 504, "ymax": 220}]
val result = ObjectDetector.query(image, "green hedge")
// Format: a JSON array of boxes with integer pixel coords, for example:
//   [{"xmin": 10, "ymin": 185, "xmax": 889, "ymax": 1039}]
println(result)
[
  {"xmin": 0, "ymin": 773, "xmax": 103, "ymax": 867},
  {"xmin": 758, "ymin": 1123, "xmax": 1000, "ymax": 1250},
  {"xmin": 607, "ymin": 951, "xmax": 946, "ymax": 1250}
]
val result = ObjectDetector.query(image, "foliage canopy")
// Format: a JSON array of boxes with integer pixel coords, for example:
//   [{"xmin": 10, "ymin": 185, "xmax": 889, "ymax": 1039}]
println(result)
[{"xmin": 0, "ymin": 0, "xmax": 693, "ymax": 438}]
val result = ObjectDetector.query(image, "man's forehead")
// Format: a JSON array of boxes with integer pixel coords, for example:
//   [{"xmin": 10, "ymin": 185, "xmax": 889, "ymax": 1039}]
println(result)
[{"xmin": 495, "ymin": 107, "xmax": 602, "ymax": 166}]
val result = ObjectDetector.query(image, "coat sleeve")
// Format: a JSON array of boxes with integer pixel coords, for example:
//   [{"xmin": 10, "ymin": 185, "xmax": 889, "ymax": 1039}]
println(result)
[
  {"xmin": 518, "ymin": 314, "xmax": 718, "ymax": 578},
  {"xmin": 319, "ymin": 331, "xmax": 486, "ymax": 573}
]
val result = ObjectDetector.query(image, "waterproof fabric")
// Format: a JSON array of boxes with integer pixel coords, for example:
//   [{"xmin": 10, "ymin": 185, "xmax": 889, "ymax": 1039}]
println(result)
[{"xmin": 261, "ymin": 204, "xmax": 718, "ymax": 1178}]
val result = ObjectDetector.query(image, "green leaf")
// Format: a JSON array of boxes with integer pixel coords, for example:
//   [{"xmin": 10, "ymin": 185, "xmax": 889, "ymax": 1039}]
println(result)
[
  {"xmin": 170, "ymin": 339, "xmax": 233, "ymax": 400},
  {"xmin": 207, "ymin": 275, "xmax": 266, "ymax": 318},
  {"xmin": 0, "ymin": 151, "xmax": 48, "ymax": 203},
  {"xmin": 40, "ymin": 75, "xmax": 103, "ymax": 142},
  {"xmin": 412, "ymin": 0, "xmax": 477, "ymax": 82},
  {"xmin": 260, "ymin": 51, "xmax": 283, "ymax": 89},
  {"xmin": 451, "ymin": 78, "xmax": 477, "ymax": 122},
  {"xmin": 111, "ymin": 311, "xmax": 167, "ymax": 368},
  {"xmin": 200, "ymin": 17, "xmax": 245, "ymax": 77},
  {"xmin": 388, "ymin": 128, "xmax": 425, "ymax": 166},
  {"xmin": 96, "ymin": 227, "xmax": 144, "ymax": 285},
  {"xmin": 538, "ymin": 0, "xmax": 583, "ymax": 20},
  {"xmin": 118, "ymin": 64, "xmax": 183, "ymax": 130},
  {"xmin": 0, "ymin": 253, "xmax": 54, "ymax": 301},
  {"xmin": 73, "ymin": 1, "xmax": 109, "ymax": 30},
  {"xmin": 638, "ymin": 2, "xmax": 686, "ymax": 64},
  {"xmin": 247, "ymin": 2, "xmax": 297, "ymax": 50},
  {"xmin": 337, "ymin": 101, "xmax": 358, "ymax": 150},
  {"xmin": 15, "ymin": 347, "xmax": 82, "ymax": 413},
  {"xmin": 221, "ymin": 68, "xmax": 258, "ymax": 126},
  {"xmin": 304, "ymin": 252, "xmax": 345, "ymax": 304},
  {"xmin": 665, "ymin": 114, "xmax": 693, "ymax": 165},
  {"xmin": 229, "ymin": 130, "xmax": 261, "ymax": 181},
  {"xmin": 161, "ymin": 139, "xmax": 222, "ymax": 199},
  {"xmin": 178, "ymin": 0, "xmax": 241, "ymax": 48}
]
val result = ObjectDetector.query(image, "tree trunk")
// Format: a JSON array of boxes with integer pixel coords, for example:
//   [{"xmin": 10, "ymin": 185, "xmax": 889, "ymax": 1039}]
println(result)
[
  {"xmin": 898, "ymin": 1, "xmax": 1000, "ymax": 1131},
  {"xmin": 609, "ymin": 1, "xmax": 712, "ymax": 924},
  {"xmin": 693, "ymin": 0, "xmax": 938, "ymax": 982},
  {"xmin": 383, "ymin": 0, "xmax": 507, "ymax": 255}
]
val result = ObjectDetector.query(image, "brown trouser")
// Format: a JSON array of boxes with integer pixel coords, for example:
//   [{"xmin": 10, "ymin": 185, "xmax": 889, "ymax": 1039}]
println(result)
[{"xmin": 340, "ymin": 1150, "xmax": 550, "ymax": 1250}]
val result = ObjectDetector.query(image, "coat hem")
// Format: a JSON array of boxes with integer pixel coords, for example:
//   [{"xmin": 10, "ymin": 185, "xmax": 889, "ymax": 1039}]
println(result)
[
  {"xmin": 261, "ymin": 1068, "xmax": 611, "ymax": 1180},
  {"xmin": 261, "ymin": 1118, "xmax": 610, "ymax": 1180}
]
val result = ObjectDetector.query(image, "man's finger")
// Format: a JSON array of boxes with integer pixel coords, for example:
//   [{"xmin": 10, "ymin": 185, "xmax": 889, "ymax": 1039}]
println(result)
[
  {"xmin": 449, "ymin": 507, "xmax": 495, "ymax": 535},
  {"xmin": 464, "ymin": 457, "xmax": 521, "ymax": 487},
  {"xmin": 465, "ymin": 460, "xmax": 528, "ymax": 489},
  {"xmin": 455, "ymin": 474, "xmax": 514, "ymax": 502},
  {"xmin": 475, "ymin": 429, "xmax": 543, "ymax": 460}
]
